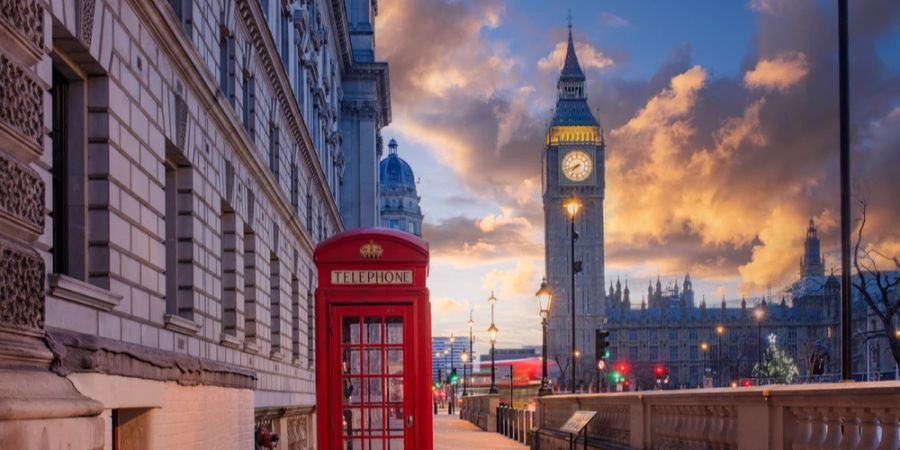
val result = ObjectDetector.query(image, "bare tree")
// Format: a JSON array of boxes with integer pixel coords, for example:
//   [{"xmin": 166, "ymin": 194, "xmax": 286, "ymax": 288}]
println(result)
[{"xmin": 852, "ymin": 200, "xmax": 900, "ymax": 369}]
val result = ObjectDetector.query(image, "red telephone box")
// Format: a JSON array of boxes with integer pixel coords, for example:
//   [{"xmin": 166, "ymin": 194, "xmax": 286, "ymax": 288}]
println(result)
[{"xmin": 314, "ymin": 228, "xmax": 432, "ymax": 450}]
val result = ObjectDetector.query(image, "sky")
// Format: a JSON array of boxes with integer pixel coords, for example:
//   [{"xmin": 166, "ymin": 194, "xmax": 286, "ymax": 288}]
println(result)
[{"xmin": 373, "ymin": 0, "xmax": 900, "ymax": 357}]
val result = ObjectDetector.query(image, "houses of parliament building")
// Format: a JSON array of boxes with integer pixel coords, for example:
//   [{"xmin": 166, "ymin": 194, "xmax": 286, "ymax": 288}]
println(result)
[{"xmin": 601, "ymin": 220, "xmax": 843, "ymax": 389}]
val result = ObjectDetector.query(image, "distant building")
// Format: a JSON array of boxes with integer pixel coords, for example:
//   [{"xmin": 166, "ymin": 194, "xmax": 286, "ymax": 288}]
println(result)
[
  {"xmin": 432, "ymin": 336, "xmax": 470, "ymax": 381},
  {"xmin": 379, "ymin": 139, "xmax": 423, "ymax": 236},
  {"xmin": 603, "ymin": 220, "xmax": 842, "ymax": 389},
  {"xmin": 478, "ymin": 346, "xmax": 541, "ymax": 364}
]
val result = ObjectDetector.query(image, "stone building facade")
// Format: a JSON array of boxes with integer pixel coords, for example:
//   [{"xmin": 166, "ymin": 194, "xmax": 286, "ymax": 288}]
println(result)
[
  {"xmin": 379, "ymin": 138, "xmax": 422, "ymax": 237},
  {"xmin": 0, "ymin": 0, "xmax": 389, "ymax": 448},
  {"xmin": 603, "ymin": 221, "xmax": 842, "ymax": 389}
]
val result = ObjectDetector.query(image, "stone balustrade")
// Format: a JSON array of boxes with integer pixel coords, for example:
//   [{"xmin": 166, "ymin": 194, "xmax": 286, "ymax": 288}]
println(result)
[
  {"xmin": 498, "ymin": 404, "xmax": 536, "ymax": 445},
  {"xmin": 532, "ymin": 381, "xmax": 900, "ymax": 449},
  {"xmin": 460, "ymin": 394, "xmax": 500, "ymax": 432}
]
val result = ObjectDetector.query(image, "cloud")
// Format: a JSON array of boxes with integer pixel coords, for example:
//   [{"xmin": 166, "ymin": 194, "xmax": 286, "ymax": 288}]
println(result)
[
  {"xmin": 379, "ymin": 0, "xmax": 900, "ymax": 307},
  {"xmin": 480, "ymin": 260, "xmax": 539, "ymax": 300},
  {"xmin": 433, "ymin": 298, "xmax": 468, "ymax": 314},
  {"xmin": 538, "ymin": 41, "xmax": 614, "ymax": 72},
  {"xmin": 600, "ymin": 12, "xmax": 629, "ymax": 28},
  {"xmin": 744, "ymin": 53, "xmax": 809, "ymax": 91},
  {"xmin": 423, "ymin": 213, "xmax": 542, "ymax": 267}
]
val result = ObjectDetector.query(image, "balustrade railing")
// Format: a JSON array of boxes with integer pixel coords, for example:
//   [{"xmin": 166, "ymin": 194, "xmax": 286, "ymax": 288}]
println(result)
[
  {"xmin": 497, "ymin": 404, "xmax": 535, "ymax": 445},
  {"xmin": 533, "ymin": 381, "xmax": 900, "ymax": 449}
]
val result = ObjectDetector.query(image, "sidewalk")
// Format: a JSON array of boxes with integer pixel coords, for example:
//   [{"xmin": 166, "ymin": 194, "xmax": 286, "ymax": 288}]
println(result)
[{"xmin": 432, "ymin": 410, "xmax": 528, "ymax": 450}]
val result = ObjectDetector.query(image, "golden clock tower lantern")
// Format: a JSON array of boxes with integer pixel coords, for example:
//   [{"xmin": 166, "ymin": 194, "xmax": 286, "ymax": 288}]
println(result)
[{"xmin": 542, "ymin": 21, "xmax": 605, "ymax": 392}]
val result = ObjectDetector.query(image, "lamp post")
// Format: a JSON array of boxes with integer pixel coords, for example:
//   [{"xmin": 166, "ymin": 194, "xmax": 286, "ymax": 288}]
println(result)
[
  {"xmin": 754, "ymin": 308, "xmax": 765, "ymax": 380},
  {"xmin": 488, "ymin": 292, "xmax": 499, "ymax": 394},
  {"xmin": 716, "ymin": 325, "xmax": 725, "ymax": 387},
  {"xmin": 448, "ymin": 333, "xmax": 456, "ymax": 415},
  {"xmin": 563, "ymin": 196, "xmax": 582, "ymax": 393},
  {"xmin": 461, "ymin": 351, "xmax": 469, "ymax": 396},
  {"xmin": 536, "ymin": 278, "xmax": 553, "ymax": 395},
  {"xmin": 700, "ymin": 342, "xmax": 709, "ymax": 388},
  {"xmin": 467, "ymin": 311, "xmax": 474, "ymax": 396}
]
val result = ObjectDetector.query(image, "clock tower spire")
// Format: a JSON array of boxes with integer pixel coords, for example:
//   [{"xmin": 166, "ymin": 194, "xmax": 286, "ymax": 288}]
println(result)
[{"xmin": 542, "ymin": 19, "xmax": 605, "ymax": 392}]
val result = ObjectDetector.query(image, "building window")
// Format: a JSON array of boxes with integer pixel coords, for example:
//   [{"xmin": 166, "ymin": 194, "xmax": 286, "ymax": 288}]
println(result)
[
  {"xmin": 307, "ymin": 269, "xmax": 315, "ymax": 368},
  {"xmin": 669, "ymin": 346, "xmax": 678, "ymax": 361},
  {"xmin": 629, "ymin": 346, "xmax": 638, "ymax": 361},
  {"xmin": 242, "ymin": 73, "xmax": 256, "ymax": 138},
  {"xmin": 290, "ymin": 162, "xmax": 299, "ymax": 212},
  {"xmin": 669, "ymin": 329, "xmax": 677, "ymax": 340},
  {"xmin": 291, "ymin": 273, "xmax": 301, "ymax": 363},
  {"xmin": 221, "ymin": 200, "xmax": 242, "ymax": 339},
  {"xmin": 268, "ymin": 123, "xmax": 280, "ymax": 180},
  {"xmin": 270, "ymin": 246, "xmax": 283, "ymax": 357},
  {"xmin": 628, "ymin": 330, "xmax": 637, "ymax": 342},
  {"xmin": 167, "ymin": 0, "xmax": 193, "ymax": 37},
  {"xmin": 50, "ymin": 69, "xmax": 71, "ymax": 276},
  {"xmin": 243, "ymin": 222, "xmax": 259, "ymax": 346},
  {"xmin": 164, "ymin": 146, "xmax": 194, "ymax": 319},
  {"xmin": 280, "ymin": 8, "xmax": 290, "ymax": 67},
  {"xmin": 219, "ymin": 28, "xmax": 236, "ymax": 106},
  {"xmin": 690, "ymin": 347, "xmax": 698, "ymax": 360},
  {"xmin": 305, "ymin": 185, "xmax": 313, "ymax": 235},
  {"xmin": 389, "ymin": 219, "xmax": 399, "ymax": 230},
  {"xmin": 649, "ymin": 346, "xmax": 658, "ymax": 361}
]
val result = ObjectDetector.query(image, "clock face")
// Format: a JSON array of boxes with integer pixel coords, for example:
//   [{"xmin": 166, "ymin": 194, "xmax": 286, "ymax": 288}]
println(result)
[{"xmin": 561, "ymin": 150, "xmax": 592, "ymax": 182}]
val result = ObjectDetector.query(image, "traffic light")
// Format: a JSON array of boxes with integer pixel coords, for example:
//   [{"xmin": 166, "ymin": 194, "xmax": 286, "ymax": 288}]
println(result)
[
  {"xmin": 655, "ymin": 366, "xmax": 664, "ymax": 384},
  {"xmin": 449, "ymin": 368, "xmax": 459, "ymax": 384},
  {"xmin": 595, "ymin": 329, "xmax": 610, "ymax": 362}
]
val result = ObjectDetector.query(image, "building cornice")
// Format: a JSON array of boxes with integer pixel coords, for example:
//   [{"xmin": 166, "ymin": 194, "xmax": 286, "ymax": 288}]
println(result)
[
  {"xmin": 237, "ymin": 0, "xmax": 343, "ymax": 232},
  {"xmin": 346, "ymin": 61, "xmax": 391, "ymax": 126},
  {"xmin": 327, "ymin": 0, "xmax": 353, "ymax": 73}
]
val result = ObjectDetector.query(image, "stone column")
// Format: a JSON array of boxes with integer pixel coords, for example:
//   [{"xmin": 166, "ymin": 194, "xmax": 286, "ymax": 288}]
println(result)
[{"xmin": 0, "ymin": 0, "xmax": 104, "ymax": 448}]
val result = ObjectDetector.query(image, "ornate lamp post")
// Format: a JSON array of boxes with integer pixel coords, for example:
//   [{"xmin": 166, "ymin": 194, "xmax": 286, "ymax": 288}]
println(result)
[
  {"xmin": 467, "ymin": 311, "xmax": 474, "ymax": 396},
  {"xmin": 535, "ymin": 278, "xmax": 553, "ymax": 396},
  {"xmin": 488, "ymin": 291, "xmax": 499, "ymax": 394},
  {"xmin": 448, "ymin": 333, "xmax": 456, "ymax": 415},
  {"xmin": 754, "ymin": 308, "xmax": 765, "ymax": 378},
  {"xmin": 460, "ymin": 350, "xmax": 469, "ymax": 396},
  {"xmin": 700, "ymin": 342, "xmax": 709, "ymax": 388},
  {"xmin": 563, "ymin": 196, "xmax": 582, "ymax": 393},
  {"xmin": 715, "ymin": 325, "xmax": 725, "ymax": 387}
]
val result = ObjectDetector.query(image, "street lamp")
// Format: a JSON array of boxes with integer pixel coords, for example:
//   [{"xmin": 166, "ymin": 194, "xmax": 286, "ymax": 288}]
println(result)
[
  {"xmin": 448, "ymin": 333, "xmax": 456, "ymax": 415},
  {"xmin": 488, "ymin": 292, "xmax": 499, "ymax": 394},
  {"xmin": 466, "ymin": 311, "xmax": 474, "ymax": 397},
  {"xmin": 700, "ymin": 342, "xmax": 709, "ymax": 388},
  {"xmin": 716, "ymin": 325, "xmax": 725, "ymax": 387},
  {"xmin": 754, "ymin": 308, "xmax": 765, "ymax": 379},
  {"xmin": 460, "ymin": 351, "xmax": 469, "ymax": 396},
  {"xmin": 536, "ymin": 278, "xmax": 553, "ymax": 396},
  {"xmin": 563, "ymin": 196, "xmax": 582, "ymax": 393}
]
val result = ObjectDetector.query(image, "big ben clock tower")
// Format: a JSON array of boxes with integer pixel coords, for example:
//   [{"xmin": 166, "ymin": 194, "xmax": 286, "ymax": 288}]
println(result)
[{"xmin": 543, "ymin": 22, "xmax": 605, "ymax": 390}]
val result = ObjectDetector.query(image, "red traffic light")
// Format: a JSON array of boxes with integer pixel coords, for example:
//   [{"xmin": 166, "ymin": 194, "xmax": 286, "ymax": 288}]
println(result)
[
  {"xmin": 655, "ymin": 366, "xmax": 664, "ymax": 376},
  {"xmin": 617, "ymin": 362, "xmax": 628, "ymax": 373}
]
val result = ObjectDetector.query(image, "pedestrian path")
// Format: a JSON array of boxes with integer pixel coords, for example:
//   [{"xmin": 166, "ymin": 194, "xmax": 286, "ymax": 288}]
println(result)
[{"xmin": 433, "ymin": 410, "xmax": 527, "ymax": 450}]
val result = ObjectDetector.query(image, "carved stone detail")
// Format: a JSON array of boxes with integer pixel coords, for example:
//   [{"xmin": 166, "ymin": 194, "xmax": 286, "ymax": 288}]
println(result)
[
  {"xmin": 287, "ymin": 414, "xmax": 309, "ymax": 450},
  {"xmin": 0, "ymin": 151, "xmax": 44, "ymax": 240},
  {"xmin": 0, "ymin": 235, "xmax": 44, "ymax": 334},
  {"xmin": 0, "ymin": 0, "xmax": 44, "ymax": 67},
  {"xmin": 78, "ymin": 0, "xmax": 96, "ymax": 47},
  {"xmin": 0, "ymin": 52, "xmax": 44, "ymax": 162}
]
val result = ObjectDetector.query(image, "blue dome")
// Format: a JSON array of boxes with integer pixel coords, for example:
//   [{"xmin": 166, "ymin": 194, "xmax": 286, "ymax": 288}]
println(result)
[{"xmin": 380, "ymin": 139, "xmax": 417, "ymax": 194}]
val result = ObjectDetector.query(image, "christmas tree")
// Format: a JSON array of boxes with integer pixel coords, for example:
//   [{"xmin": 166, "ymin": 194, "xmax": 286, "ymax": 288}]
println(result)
[{"xmin": 752, "ymin": 334, "xmax": 799, "ymax": 384}]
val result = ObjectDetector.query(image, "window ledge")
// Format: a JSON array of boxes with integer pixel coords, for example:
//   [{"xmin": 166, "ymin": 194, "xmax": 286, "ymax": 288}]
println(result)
[
  {"xmin": 163, "ymin": 314, "xmax": 202, "ymax": 336},
  {"xmin": 220, "ymin": 333, "xmax": 243, "ymax": 349},
  {"xmin": 48, "ymin": 274, "xmax": 122, "ymax": 312}
]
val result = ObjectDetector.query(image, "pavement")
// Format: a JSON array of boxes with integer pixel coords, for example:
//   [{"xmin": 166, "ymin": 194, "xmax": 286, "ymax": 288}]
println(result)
[{"xmin": 432, "ymin": 410, "xmax": 528, "ymax": 450}]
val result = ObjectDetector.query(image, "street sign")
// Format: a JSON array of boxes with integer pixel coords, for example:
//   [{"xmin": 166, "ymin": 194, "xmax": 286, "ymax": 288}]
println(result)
[{"xmin": 559, "ymin": 410, "xmax": 598, "ymax": 434}]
